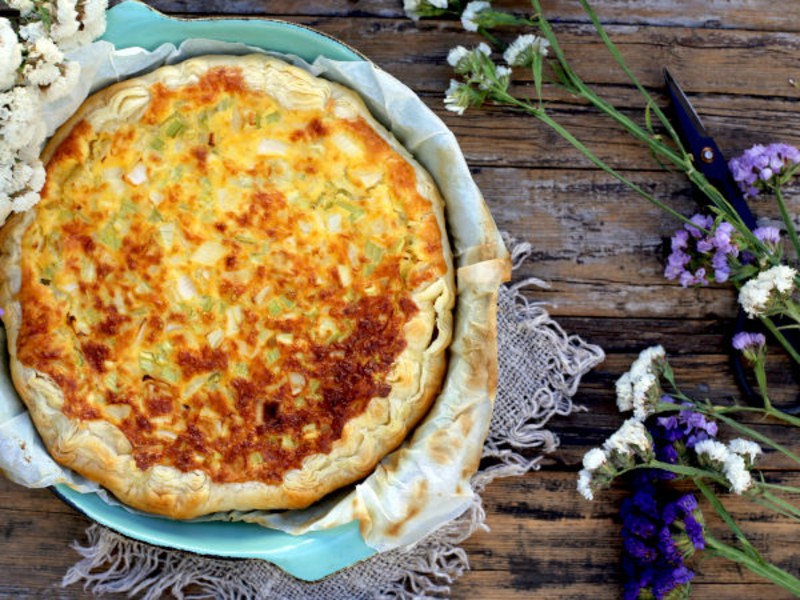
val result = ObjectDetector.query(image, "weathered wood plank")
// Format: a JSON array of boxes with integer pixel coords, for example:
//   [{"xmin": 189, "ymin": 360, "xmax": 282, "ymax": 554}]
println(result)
[{"xmin": 131, "ymin": 0, "xmax": 800, "ymax": 34}]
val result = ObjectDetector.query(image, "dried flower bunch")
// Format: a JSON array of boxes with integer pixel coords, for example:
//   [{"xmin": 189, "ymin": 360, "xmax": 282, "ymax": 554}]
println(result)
[
  {"xmin": 0, "ymin": 0, "xmax": 107, "ymax": 218},
  {"xmin": 405, "ymin": 0, "xmax": 800, "ymax": 596}
]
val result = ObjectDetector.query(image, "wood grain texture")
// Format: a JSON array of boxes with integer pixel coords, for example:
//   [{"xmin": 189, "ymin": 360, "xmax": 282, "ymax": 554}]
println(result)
[{"xmin": 1, "ymin": 0, "xmax": 800, "ymax": 598}]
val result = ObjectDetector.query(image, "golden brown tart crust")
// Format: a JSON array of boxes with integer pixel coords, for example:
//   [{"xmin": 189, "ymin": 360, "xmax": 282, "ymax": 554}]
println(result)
[{"xmin": 0, "ymin": 55, "xmax": 455, "ymax": 518}]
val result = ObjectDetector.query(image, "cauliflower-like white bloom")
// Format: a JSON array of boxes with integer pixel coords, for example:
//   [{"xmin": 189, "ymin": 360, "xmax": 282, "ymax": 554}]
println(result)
[
  {"xmin": 582, "ymin": 447, "xmax": 608, "ymax": 471},
  {"xmin": 447, "ymin": 46, "xmax": 470, "ymax": 68},
  {"xmin": 577, "ymin": 469, "xmax": 594, "ymax": 500},
  {"xmin": 723, "ymin": 452, "xmax": 753, "ymax": 494},
  {"xmin": 632, "ymin": 372, "xmax": 658, "ymax": 420},
  {"xmin": 403, "ymin": 0, "xmax": 422, "ymax": 19},
  {"xmin": 728, "ymin": 438, "xmax": 762, "ymax": 465},
  {"xmin": 39, "ymin": 59, "xmax": 80, "ymax": 102},
  {"xmin": 11, "ymin": 189, "xmax": 41, "ymax": 213},
  {"xmin": 22, "ymin": 37, "xmax": 66, "ymax": 88},
  {"xmin": 7, "ymin": 0, "xmax": 35, "ymax": 14},
  {"xmin": 19, "ymin": 21, "xmax": 47, "ymax": 43},
  {"xmin": 739, "ymin": 265, "xmax": 798, "ymax": 317},
  {"xmin": 0, "ymin": 86, "xmax": 46, "ymax": 152},
  {"xmin": 0, "ymin": 18, "xmax": 22, "ymax": 91},
  {"xmin": 49, "ymin": 0, "xmax": 80, "ymax": 48},
  {"xmin": 429, "ymin": 0, "xmax": 449, "ymax": 8},
  {"xmin": 55, "ymin": 0, "xmax": 108, "ymax": 50},
  {"xmin": 603, "ymin": 418, "xmax": 651, "ymax": 456},
  {"xmin": 503, "ymin": 34, "xmax": 550, "ymax": 67},
  {"xmin": 495, "ymin": 65, "xmax": 511, "ymax": 79},
  {"xmin": 615, "ymin": 371, "xmax": 634, "ymax": 412},
  {"xmin": 694, "ymin": 439, "xmax": 729, "ymax": 463},
  {"xmin": 461, "ymin": 1, "xmax": 490, "ymax": 32}
]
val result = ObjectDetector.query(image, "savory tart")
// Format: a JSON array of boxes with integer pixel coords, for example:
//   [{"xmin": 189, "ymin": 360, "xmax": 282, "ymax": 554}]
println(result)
[{"xmin": 0, "ymin": 55, "xmax": 455, "ymax": 518}]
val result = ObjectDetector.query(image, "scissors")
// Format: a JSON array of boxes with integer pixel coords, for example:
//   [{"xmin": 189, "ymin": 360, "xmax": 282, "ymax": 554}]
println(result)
[{"xmin": 664, "ymin": 69, "xmax": 800, "ymax": 413}]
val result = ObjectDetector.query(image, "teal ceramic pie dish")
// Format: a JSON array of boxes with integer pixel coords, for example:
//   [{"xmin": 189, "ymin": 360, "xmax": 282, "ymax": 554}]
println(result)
[{"xmin": 50, "ymin": 0, "xmax": 377, "ymax": 581}]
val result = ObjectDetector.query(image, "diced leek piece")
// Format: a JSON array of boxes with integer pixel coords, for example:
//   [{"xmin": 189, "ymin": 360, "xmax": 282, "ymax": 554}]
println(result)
[
  {"xmin": 211, "ymin": 451, "xmax": 223, "ymax": 461},
  {"xmin": 253, "ymin": 113, "xmax": 261, "ymax": 128},
  {"xmin": 266, "ymin": 348, "xmax": 281, "ymax": 363},
  {"xmin": 150, "ymin": 137, "xmax": 165, "ymax": 151},
  {"xmin": 162, "ymin": 367, "xmax": 180, "ymax": 384},
  {"xmin": 302, "ymin": 423, "xmax": 317, "ymax": 434},
  {"xmin": 280, "ymin": 296, "xmax": 295, "ymax": 310},
  {"xmin": 198, "ymin": 112, "xmax": 210, "ymax": 128},
  {"xmin": 268, "ymin": 299, "xmax": 283, "ymax": 316},
  {"xmin": 98, "ymin": 222, "xmax": 121, "ymax": 250},
  {"xmin": 281, "ymin": 435, "xmax": 297, "ymax": 449},
  {"xmin": 257, "ymin": 330, "xmax": 273, "ymax": 345},
  {"xmin": 74, "ymin": 350, "xmax": 84, "ymax": 367},
  {"xmin": 264, "ymin": 111, "xmax": 281, "ymax": 124},
  {"xmin": 334, "ymin": 200, "xmax": 365, "ymax": 222},
  {"xmin": 165, "ymin": 119, "xmax": 186, "ymax": 138},
  {"xmin": 250, "ymin": 451, "xmax": 264, "ymax": 465},
  {"xmin": 158, "ymin": 223, "xmax": 174, "ymax": 246},
  {"xmin": 148, "ymin": 208, "xmax": 164, "ymax": 223},
  {"xmin": 234, "ymin": 234, "xmax": 257, "ymax": 245},
  {"xmin": 326, "ymin": 331, "xmax": 344, "ymax": 344},
  {"xmin": 206, "ymin": 372, "xmax": 222, "ymax": 387},
  {"xmin": 215, "ymin": 97, "xmax": 233, "ymax": 112},
  {"xmin": 233, "ymin": 363, "xmax": 249, "ymax": 377},
  {"xmin": 120, "ymin": 199, "xmax": 138, "ymax": 215},
  {"xmin": 139, "ymin": 351, "xmax": 155, "ymax": 373},
  {"xmin": 365, "ymin": 240, "xmax": 385, "ymax": 264},
  {"xmin": 200, "ymin": 296, "xmax": 215, "ymax": 313},
  {"xmin": 391, "ymin": 237, "xmax": 405, "ymax": 254},
  {"xmin": 310, "ymin": 379, "xmax": 321, "ymax": 393},
  {"xmin": 104, "ymin": 373, "xmax": 119, "ymax": 393},
  {"xmin": 206, "ymin": 328, "xmax": 225, "ymax": 349},
  {"xmin": 276, "ymin": 333, "xmax": 293, "ymax": 345}
]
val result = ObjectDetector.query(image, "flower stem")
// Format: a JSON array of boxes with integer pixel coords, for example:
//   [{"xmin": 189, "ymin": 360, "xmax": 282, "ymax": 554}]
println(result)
[
  {"xmin": 705, "ymin": 535, "xmax": 800, "ymax": 595},
  {"xmin": 760, "ymin": 316, "xmax": 800, "ymax": 366},
  {"xmin": 775, "ymin": 186, "xmax": 800, "ymax": 260},
  {"xmin": 695, "ymin": 478, "xmax": 764, "ymax": 563},
  {"xmin": 753, "ymin": 360, "xmax": 772, "ymax": 411}
]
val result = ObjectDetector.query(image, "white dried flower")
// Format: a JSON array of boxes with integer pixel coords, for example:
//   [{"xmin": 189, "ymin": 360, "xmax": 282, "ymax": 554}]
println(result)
[
  {"xmin": 447, "ymin": 46, "xmax": 470, "ymax": 68},
  {"xmin": 739, "ymin": 265, "xmax": 798, "ymax": 317},
  {"xmin": 503, "ymin": 34, "xmax": 550, "ymax": 67},
  {"xmin": 0, "ymin": 19, "xmax": 22, "ymax": 91},
  {"xmin": 603, "ymin": 418, "xmax": 652, "ymax": 457},
  {"xmin": 56, "ymin": 0, "xmax": 108, "ymax": 50},
  {"xmin": 444, "ymin": 79, "xmax": 470, "ymax": 115},
  {"xmin": 11, "ymin": 189, "xmax": 41, "ymax": 213},
  {"xmin": 39, "ymin": 59, "xmax": 80, "ymax": 102},
  {"xmin": 429, "ymin": 0, "xmax": 449, "ymax": 8},
  {"xmin": 722, "ymin": 452, "xmax": 752, "ymax": 494},
  {"xmin": 694, "ymin": 439, "xmax": 729, "ymax": 463},
  {"xmin": 22, "ymin": 37, "xmax": 66, "ymax": 87},
  {"xmin": 577, "ymin": 469, "xmax": 594, "ymax": 500},
  {"xmin": 0, "ymin": 86, "xmax": 46, "ymax": 152},
  {"xmin": 49, "ymin": 0, "xmax": 80, "ymax": 48},
  {"xmin": 582, "ymin": 447, "xmax": 608, "ymax": 472},
  {"xmin": 632, "ymin": 372, "xmax": 658, "ymax": 420},
  {"xmin": 19, "ymin": 21, "xmax": 47, "ymax": 43},
  {"xmin": 7, "ymin": 0, "xmax": 35, "ymax": 14},
  {"xmin": 615, "ymin": 372, "xmax": 634, "ymax": 412},
  {"xmin": 728, "ymin": 438, "xmax": 762, "ymax": 465},
  {"xmin": 461, "ymin": 1, "xmax": 491, "ymax": 32},
  {"xmin": 403, "ymin": 0, "xmax": 422, "ymax": 19}
]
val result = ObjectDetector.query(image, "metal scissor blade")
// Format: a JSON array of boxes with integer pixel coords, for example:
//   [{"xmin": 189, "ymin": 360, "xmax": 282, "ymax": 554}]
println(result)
[{"xmin": 664, "ymin": 68, "xmax": 708, "ymax": 138}]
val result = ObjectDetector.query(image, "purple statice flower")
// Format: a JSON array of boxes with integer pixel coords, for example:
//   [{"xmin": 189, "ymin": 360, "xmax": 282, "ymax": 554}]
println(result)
[
  {"xmin": 658, "ymin": 526, "xmax": 682, "ymax": 564},
  {"xmin": 665, "ymin": 215, "xmax": 739, "ymax": 286},
  {"xmin": 653, "ymin": 565, "xmax": 695, "ymax": 598},
  {"xmin": 754, "ymin": 226, "xmax": 781, "ymax": 245},
  {"xmin": 684, "ymin": 514, "xmax": 706, "ymax": 550},
  {"xmin": 729, "ymin": 143, "xmax": 800, "ymax": 198},
  {"xmin": 732, "ymin": 331, "xmax": 766, "ymax": 351}
]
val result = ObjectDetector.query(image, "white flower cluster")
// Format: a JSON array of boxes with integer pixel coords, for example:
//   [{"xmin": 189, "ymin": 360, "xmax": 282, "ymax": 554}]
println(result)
[
  {"xmin": 578, "ymin": 419, "xmax": 653, "ymax": 500},
  {"xmin": 0, "ymin": 0, "xmax": 108, "ymax": 219},
  {"xmin": 403, "ymin": 0, "xmax": 448, "ymax": 21},
  {"xmin": 461, "ymin": 1, "xmax": 491, "ymax": 32},
  {"xmin": 695, "ymin": 438, "xmax": 762, "ymax": 494},
  {"xmin": 503, "ymin": 34, "xmax": 550, "ymax": 68},
  {"xmin": 615, "ymin": 345, "xmax": 665, "ymax": 420},
  {"xmin": 738, "ymin": 265, "xmax": 797, "ymax": 317}
]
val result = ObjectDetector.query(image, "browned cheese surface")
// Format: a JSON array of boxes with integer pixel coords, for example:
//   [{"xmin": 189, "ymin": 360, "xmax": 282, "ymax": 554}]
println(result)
[{"xmin": 1, "ymin": 0, "xmax": 799, "ymax": 598}]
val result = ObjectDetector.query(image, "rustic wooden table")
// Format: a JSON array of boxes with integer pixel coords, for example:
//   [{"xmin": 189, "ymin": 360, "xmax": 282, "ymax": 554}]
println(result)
[{"xmin": 2, "ymin": 0, "xmax": 800, "ymax": 598}]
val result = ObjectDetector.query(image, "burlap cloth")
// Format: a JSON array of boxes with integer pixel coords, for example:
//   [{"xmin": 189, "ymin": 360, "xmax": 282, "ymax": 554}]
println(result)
[{"xmin": 62, "ymin": 234, "xmax": 604, "ymax": 598}]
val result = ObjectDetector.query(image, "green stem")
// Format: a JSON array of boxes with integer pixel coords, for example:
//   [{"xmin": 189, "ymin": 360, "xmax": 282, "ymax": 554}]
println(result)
[
  {"xmin": 754, "ymin": 360, "xmax": 772, "ymax": 411},
  {"xmin": 761, "ymin": 482, "xmax": 800, "ymax": 495},
  {"xmin": 775, "ymin": 186, "xmax": 800, "ymax": 260},
  {"xmin": 761, "ymin": 316, "xmax": 800, "ymax": 366},
  {"xmin": 749, "ymin": 493, "xmax": 800, "ymax": 523},
  {"xmin": 706, "ymin": 535, "xmax": 800, "ymax": 594},
  {"xmin": 695, "ymin": 478, "xmax": 764, "ymax": 562}
]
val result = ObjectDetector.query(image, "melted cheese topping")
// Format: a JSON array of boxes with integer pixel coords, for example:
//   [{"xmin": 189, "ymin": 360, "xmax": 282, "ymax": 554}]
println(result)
[{"xmin": 16, "ymin": 67, "xmax": 447, "ymax": 484}]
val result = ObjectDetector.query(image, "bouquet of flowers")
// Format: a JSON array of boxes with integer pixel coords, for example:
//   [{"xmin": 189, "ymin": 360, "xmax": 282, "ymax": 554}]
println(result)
[
  {"xmin": 405, "ymin": 0, "xmax": 800, "ymax": 597},
  {"xmin": 0, "ymin": 0, "xmax": 107, "ymax": 218}
]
